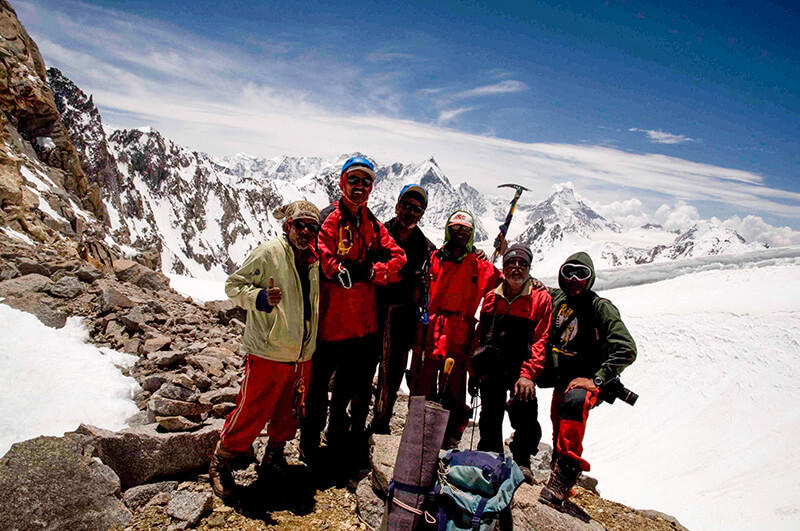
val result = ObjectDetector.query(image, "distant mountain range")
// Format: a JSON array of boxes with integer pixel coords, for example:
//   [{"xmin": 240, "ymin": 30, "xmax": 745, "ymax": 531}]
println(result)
[{"xmin": 44, "ymin": 68, "xmax": 766, "ymax": 280}]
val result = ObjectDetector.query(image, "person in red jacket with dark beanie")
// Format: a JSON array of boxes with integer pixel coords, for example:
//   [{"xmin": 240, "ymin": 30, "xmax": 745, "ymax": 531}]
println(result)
[
  {"xmin": 470, "ymin": 243, "xmax": 552, "ymax": 484},
  {"xmin": 299, "ymin": 156, "xmax": 406, "ymax": 466}
]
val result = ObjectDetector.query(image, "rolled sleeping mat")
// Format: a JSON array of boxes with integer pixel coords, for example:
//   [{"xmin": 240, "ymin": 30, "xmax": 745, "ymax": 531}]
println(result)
[{"xmin": 381, "ymin": 396, "xmax": 450, "ymax": 530}]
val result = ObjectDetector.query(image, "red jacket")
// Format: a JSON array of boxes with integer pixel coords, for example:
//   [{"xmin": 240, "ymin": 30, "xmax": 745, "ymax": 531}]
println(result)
[
  {"xmin": 425, "ymin": 249, "xmax": 501, "ymax": 360},
  {"xmin": 478, "ymin": 280, "xmax": 552, "ymax": 381},
  {"xmin": 318, "ymin": 201, "xmax": 406, "ymax": 341}
]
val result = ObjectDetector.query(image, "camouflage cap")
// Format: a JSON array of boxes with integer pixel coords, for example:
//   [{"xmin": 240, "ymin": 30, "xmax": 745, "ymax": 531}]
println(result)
[{"xmin": 273, "ymin": 200, "xmax": 320, "ymax": 223}]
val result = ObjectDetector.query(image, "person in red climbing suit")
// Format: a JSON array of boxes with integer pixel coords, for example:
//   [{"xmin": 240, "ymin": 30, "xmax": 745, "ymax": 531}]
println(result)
[{"xmin": 410, "ymin": 210, "xmax": 503, "ymax": 449}]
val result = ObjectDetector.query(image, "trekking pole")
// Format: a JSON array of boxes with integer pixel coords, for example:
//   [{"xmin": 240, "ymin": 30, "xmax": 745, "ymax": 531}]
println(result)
[
  {"xmin": 469, "ymin": 391, "xmax": 479, "ymax": 450},
  {"xmin": 437, "ymin": 358, "xmax": 455, "ymax": 404}
]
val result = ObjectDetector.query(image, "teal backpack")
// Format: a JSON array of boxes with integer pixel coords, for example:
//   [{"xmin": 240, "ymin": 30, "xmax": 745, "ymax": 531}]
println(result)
[{"xmin": 428, "ymin": 449, "xmax": 524, "ymax": 531}]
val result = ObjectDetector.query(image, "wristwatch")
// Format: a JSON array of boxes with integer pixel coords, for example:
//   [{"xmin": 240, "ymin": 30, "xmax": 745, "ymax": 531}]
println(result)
[{"xmin": 593, "ymin": 376, "xmax": 604, "ymax": 387}]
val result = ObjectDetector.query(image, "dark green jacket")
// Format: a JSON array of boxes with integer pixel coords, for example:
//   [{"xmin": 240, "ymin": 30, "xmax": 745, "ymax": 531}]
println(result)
[{"xmin": 548, "ymin": 252, "xmax": 636, "ymax": 385}]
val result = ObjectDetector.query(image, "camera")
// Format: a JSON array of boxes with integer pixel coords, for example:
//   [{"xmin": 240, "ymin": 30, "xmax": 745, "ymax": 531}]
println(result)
[{"xmin": 601, "ymin": 377, "xmax": 638, "ymax": 406}]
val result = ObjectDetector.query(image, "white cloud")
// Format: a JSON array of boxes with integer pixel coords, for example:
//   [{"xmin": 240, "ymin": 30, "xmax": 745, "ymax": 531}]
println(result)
[
  {"xmin": 717, "ymin": 215, "xmax": 800, "ymax": 247},
  {"xmin": 629, "ymin": 128, "xmax": 696, "ymax": 144},
  {"xmin": 654, "ymin": 201, "xmax": 702, "ymax": 231},
  {"xmin": 459, "ymin": 79, "xmax": 528, "ymax": 98},
  {"xmin": 437, "ymin": 107, "xmax": 473, "ymax": 124},
  {"xmin": 449, "ymin": 80, "xmax": 528, "ymax": 101},
  {"xmin": 594, "ymin": 197, "xmax": 651, "ymax": 228}
]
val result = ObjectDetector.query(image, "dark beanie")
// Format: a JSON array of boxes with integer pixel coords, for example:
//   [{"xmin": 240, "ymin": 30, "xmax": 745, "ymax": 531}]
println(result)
[{"xmin": 503, "ymin": 243, "xmax": 533, "ymax": 268}]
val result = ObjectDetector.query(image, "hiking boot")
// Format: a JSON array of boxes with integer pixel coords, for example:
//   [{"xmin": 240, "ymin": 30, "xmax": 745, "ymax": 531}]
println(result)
[
  {"xmin": 519, "ymin": 465, "xmax": 534, "ymax": 485},
  {"xmin": 442, "ymin": 434, "xmax": 462, "ymax": 450},
  {"xmin": 208, "ymin": 453, "xmax": 236, "ymax": 500},
  {"xmin": 539, "ymin": 458, "xmax": 581, "ymax": 507},
  {"xmin": 512, "ymin": 453, "xmax": 534, "ymax": 485},
  {"xmin": 368, "ymin": 418, "xmax": 391, "ymax": 435},
  {"xmin": 258, "ymin": 446, "xmax": 289, "ymax": 477}
]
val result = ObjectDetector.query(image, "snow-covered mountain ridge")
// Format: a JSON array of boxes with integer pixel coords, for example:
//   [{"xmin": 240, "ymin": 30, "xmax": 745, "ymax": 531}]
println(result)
[{"xmin": 43, "ymin": 68, "xmax": 767, "ymax": 281}]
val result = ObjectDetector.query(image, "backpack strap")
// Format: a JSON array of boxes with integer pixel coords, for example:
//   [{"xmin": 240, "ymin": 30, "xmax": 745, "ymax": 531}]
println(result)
[{"xmin": 472, "ymin": 497, "xmax": 489, "ymax": 530}]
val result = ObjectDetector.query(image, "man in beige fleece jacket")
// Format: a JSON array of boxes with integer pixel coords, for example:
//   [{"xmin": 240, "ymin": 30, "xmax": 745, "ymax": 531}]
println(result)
[{"xmin": 209, "ymin": 200, "xmax": 321, "ymax": 500}]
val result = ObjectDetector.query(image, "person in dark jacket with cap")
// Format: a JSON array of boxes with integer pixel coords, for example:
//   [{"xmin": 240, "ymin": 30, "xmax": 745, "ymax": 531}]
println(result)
[
  {"xmin": 365, "ymin": 184, "xmax": 436, "ymax": 434},
  {"xmin": 471, "ymin": 244, "xmax": 552, "ymax": 483},
  {"xmin": 539, "ymin": 251, "xmax": 637, "ymax": 508}
]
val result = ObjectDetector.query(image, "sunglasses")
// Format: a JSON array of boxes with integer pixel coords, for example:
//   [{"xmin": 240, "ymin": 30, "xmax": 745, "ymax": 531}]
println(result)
[
  {"xmin": 292, "ymin": 219, "xmax": 320, "ymax": 233},
  {"xmin": 561, "ymin": 263, "xmax": 591, "ymax": 281},
  {"xmin": 504, "ymin": 258, "xmax": 529, "ymax": 269},
  {"xmin": 399, "ymin": 201, "xmax": 424, "ymax": 214},
  {"xmin": 346, "ymin": 175, "xmax": 374, "ymax": 187}
]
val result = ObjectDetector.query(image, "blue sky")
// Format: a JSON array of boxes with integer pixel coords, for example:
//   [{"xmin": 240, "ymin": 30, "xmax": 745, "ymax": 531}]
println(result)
[{"xmin": 17, "ymin": 0, "xmax": 800, "ymax": 236}]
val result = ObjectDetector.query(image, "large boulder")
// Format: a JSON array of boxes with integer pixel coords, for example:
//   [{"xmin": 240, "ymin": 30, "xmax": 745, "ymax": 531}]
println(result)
[
  {"xmin": 46, "ymin": 274, "xmax": 83, "ymax": 298},
  {"xmin": 204, "ymin": 299, "xmax": 246, "ymax": 324},
  {"xmin": 2, "ymin": 291, "xmax": 67, "ymax": 328},
  {"xmin": 356, "ymin": 474, "xmax": 385, "ymax": 529},
  {"xmin": 0, "ymin": 435, "xmax": 132, "ymax": 531},
  {"xmin": 112, "ymin": 259, "xmax": 169, "ymax": 291},
  {"xmin": 75, "ymin": 420, "xmax": 224, "ymax": 489},
  {"xmin": 0, "ymin": 272, "xmax": 51, "ymax": 295}
]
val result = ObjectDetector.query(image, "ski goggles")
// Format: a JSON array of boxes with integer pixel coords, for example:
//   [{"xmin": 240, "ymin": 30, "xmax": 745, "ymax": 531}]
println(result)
[
  {"xmin": 561, "ymin": 263, "xmax": 591, "ymax": 281},
  {"xmin": 291, "ymin": 219, "xmax": 320, "ymax": 234}
]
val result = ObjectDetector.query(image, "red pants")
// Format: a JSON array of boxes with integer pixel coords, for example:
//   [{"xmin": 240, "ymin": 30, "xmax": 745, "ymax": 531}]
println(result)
[
  {"xmin": 550, "ymin": 386, "xmax": 600, "ymax": 471},
  {"xmin": 219, "ymin": 355, "xmax": 311, "ymax": 454}
]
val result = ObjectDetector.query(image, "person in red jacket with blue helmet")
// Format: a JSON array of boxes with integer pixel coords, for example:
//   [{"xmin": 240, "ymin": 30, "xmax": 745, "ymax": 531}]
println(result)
[{"xmin": 299, "ymin": 156, "xmax": 406, "ymax": 465}]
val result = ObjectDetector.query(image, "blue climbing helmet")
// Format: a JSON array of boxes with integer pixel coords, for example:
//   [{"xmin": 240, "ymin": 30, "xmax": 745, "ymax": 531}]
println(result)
[{"xmin": 341, "ymin": 156, "xmax": 375, "ymax": 177}]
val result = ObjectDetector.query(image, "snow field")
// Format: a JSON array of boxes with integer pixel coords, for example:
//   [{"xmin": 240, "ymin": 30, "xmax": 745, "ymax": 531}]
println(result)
[
  {"xmin": 0, "ymin": 304, "xmax": 140, "ymax": 457},
  {"xmin": 584, "ymin": 262, "xmax": 800, "ymax": 530}
]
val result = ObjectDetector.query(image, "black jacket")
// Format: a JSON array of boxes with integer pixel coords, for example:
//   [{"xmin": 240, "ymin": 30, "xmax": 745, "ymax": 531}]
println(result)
[
  {"xmin": 548, "ymin": 252, "xmax": 637, "ymax": 385},
  {"xmin": 376, "ymin": 218, "xmax": 435, "ymax": 307}
]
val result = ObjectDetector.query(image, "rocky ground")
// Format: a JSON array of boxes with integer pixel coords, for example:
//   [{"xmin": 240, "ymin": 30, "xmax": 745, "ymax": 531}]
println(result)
[{"xmin": 0, "ymin": 232, "xmax": 687, "ymax": 530}]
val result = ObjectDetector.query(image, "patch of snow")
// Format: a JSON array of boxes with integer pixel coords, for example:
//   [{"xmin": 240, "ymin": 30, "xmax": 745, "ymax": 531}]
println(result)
[
  {"xmin": 0, "ymin": 308, "xmax": 140, "ymax": 457},
  {"xmin": 0, "ymin": 227, "xmax": 35, "ymax": 246},
  {"xmin": 19, "ymin": 165, "xmax": 53, "ymax": 192},
  {"xmin": 35, "ymin": 137, "xmax": 56, "ymax": 150},
  {"xmin": 166, "ymin": 273, "xmax": 226, "ymax": 302}
]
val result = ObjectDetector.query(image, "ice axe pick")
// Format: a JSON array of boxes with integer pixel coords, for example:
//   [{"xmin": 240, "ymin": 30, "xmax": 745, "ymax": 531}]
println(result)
[{"xmin": 491, "ymin": 183, "xmax": 530, "ymax": 263}]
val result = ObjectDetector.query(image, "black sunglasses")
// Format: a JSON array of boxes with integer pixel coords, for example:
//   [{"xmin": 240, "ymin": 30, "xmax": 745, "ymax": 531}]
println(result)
[
  {"xmin": 292, "ymin": 219, "xmax": 320, "ymax": 233},
  {"xmin": 399, "ymin": 201, "xmax": 424, "ymax": 214},
  {"xmin": 561, "ymin": 263, "xmax": 591, "ymax": 281},
  {"xmin": 346, "ymin": 175, "xmax": 374, "ymax": 187},
  {"xmin": 504, "ymin": 258, "xmax": 529, "ymax": 269}
]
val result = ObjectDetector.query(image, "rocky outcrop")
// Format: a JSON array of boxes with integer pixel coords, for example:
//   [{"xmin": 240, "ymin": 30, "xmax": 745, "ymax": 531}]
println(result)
[
  {"xmin": 76, "ymin": 421, "xmax": 224, "ymax": 489},
  {"xmin": 47, "ymin": 67, "xmax": 123, "ymax": 197},
  {"xmin": 0, "ymin": 0, "xmax": 107, "ymax": 244},
  {"xmin": 0, "ymin": 434, "xmax": 132, "ymax": 531}
]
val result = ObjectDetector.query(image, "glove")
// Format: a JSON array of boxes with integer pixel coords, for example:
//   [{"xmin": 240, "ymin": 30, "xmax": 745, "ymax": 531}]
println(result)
[{"xmin": 339, "ymin": 260, "xmax": 373, "ymax": 284}]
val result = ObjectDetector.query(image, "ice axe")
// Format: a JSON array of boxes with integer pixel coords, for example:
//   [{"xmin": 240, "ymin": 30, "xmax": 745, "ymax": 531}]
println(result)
[{"xmin": 491, "ymin": 183, "xmax": 530, "ymax": 263}]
